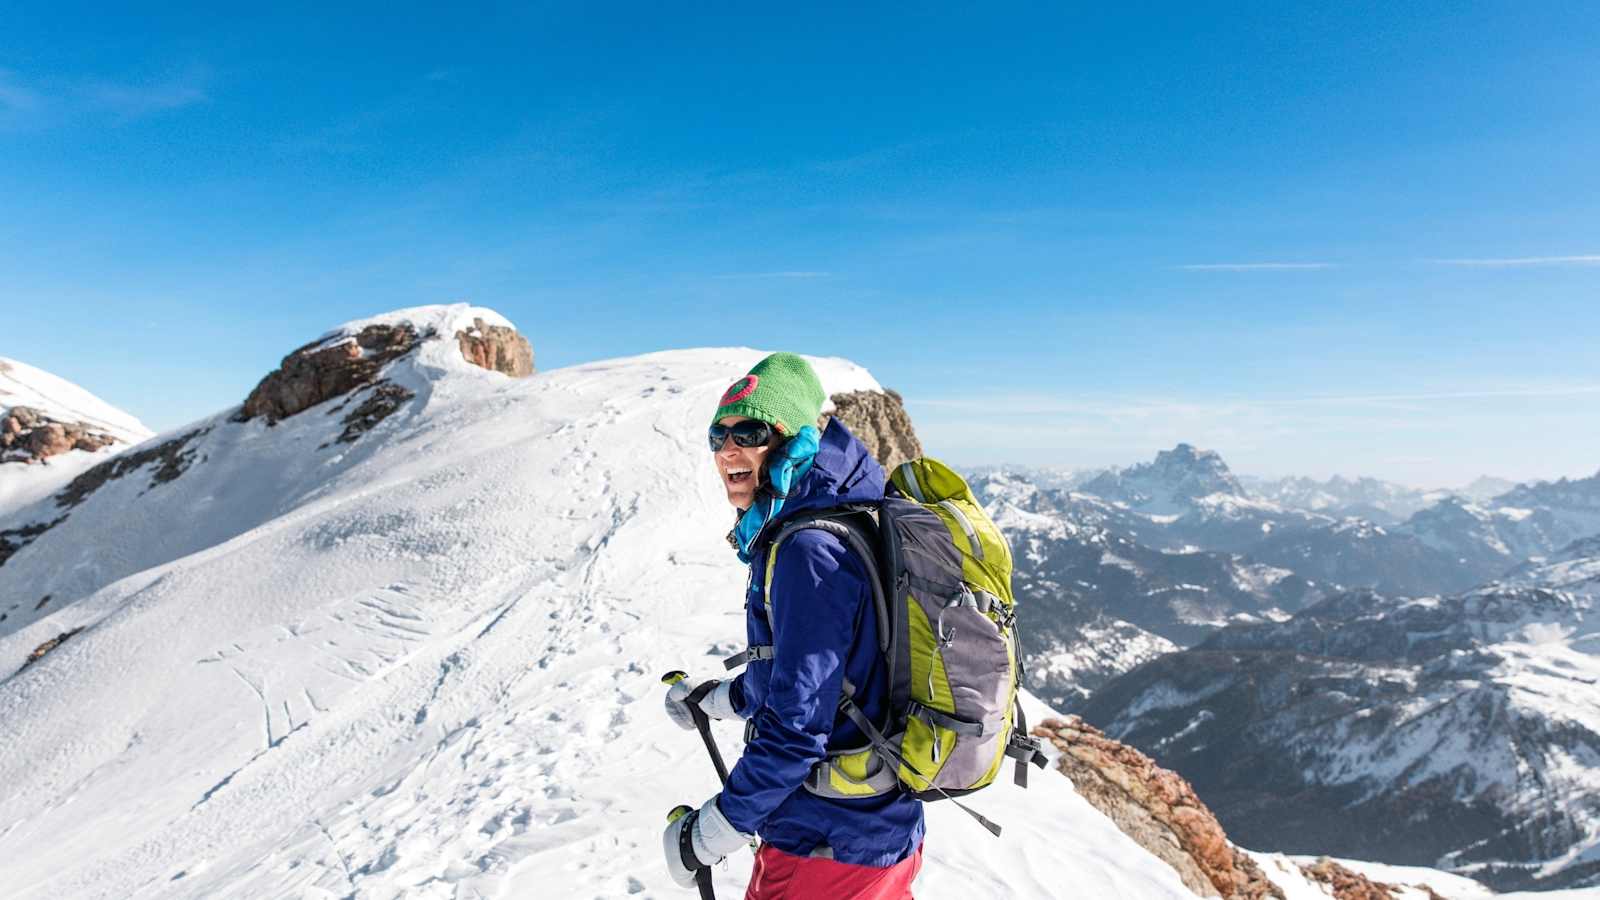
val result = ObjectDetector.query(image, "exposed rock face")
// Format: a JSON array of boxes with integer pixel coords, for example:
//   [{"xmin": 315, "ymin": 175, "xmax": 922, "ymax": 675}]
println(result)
[
  {"xmin": 237, "ymin": 324, "xmax": 423, "ymax": 424},
  {"xmin": 1035, "ymin": 715, "xmax": 1282, "ymax": 900},
  {"xmin": 0, "ymin": 518, "xmax": 66, "ymax": 569},
  {"xmin": 1295, "ymin": 858, "xmax": 1436, "ymax": 900},
  {"xmin": 334, "ymin": 382, "xmax": 416, "ymax": 445},
  {"xmin": 822, "ymin": 390, "xmax": 922, "ymax": 471},
  {"xmin": 1, "ymin": 405, "xmax": 120, "ymax": 464},
  {"xmin": 0, "ymin": 427, "xmax": 209, "ymax": 569},
  {"xmin": 455, "ymin": 317, "xmax": 534, "ymax": 377},
  {"xmin": 55, "ymin": 428, "xmax": 210, "ymax": 510},
  {"xmin": 237, "ymin": 318, "xmax": 535, "ymax": 430}
]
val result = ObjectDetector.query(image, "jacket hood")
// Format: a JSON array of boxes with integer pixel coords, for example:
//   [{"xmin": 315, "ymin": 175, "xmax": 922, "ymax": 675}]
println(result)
[{"xmin": 770, "ymin": 418, "xmax": 886, "ymax": 525}]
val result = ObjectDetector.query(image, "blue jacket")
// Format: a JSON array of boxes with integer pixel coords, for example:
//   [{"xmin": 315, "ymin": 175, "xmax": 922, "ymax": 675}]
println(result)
[{"xmin": 720, "ymin": 419, "xmax": 925, "ymax": 867}]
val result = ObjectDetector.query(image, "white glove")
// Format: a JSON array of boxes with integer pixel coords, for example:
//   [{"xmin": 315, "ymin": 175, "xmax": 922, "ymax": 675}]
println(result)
[
  {"xmin": 664, "ymin": 678, "xmax": 741, "ymax": 731},
  {"xmin": 662, "ymin": 796, "xmax": 752, "ymax": 888}
]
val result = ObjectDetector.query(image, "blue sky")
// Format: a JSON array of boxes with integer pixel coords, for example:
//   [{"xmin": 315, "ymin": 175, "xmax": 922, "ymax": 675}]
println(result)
[{"xmin": 3, "ymin": 3, "xmax": 1598, "ymax": 486}]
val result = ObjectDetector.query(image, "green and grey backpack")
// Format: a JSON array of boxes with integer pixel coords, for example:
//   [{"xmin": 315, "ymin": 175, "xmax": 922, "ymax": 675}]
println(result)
[{"xmin": 726, "ymin": 457, "xmax": 1048, "ymax": 836}]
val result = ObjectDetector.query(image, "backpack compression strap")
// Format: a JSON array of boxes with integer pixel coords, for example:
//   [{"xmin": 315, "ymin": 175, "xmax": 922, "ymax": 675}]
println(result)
[
  {"xmin": 1004, "ymin": 697, "xmax": 1049, "ymax": 788},
  {"xmin": 833, "ymin": 681, "xmax": 1003, "ymax": 838}
]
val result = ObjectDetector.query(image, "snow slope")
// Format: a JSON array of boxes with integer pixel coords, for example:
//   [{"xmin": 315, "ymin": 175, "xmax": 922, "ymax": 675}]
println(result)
[
  {"xmin": 0, "ymin": 314, "xmax": 1198, "ymax": 899},
  {"xmin": 0, "ymin": 356, "xmax": 152, "ymax": 514}
]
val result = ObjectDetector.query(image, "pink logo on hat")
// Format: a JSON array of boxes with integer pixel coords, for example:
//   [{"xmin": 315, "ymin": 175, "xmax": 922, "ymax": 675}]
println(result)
[{"xmin": 720, "ymin": 374, "xmax": 759, "ymax": 406}]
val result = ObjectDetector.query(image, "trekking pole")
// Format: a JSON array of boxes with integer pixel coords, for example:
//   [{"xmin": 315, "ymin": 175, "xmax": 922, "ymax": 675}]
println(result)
[
  {"xmin": 661, "ymin": 670, "xmax": 730, "ymax": 785},
  {"xmin": 666, "ymin": 804, "xmax": 717, "ymax": 900}
]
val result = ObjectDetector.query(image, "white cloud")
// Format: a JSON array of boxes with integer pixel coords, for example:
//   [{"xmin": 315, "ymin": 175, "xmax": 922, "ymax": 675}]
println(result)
[
  {"xmin": 1426, "ymin": 255, "xmax": 1600, "ymax": 267},
  {"xmin": 0, "ymin": 68, "xmax": 208, "ymax": 129},
  {"xmin": 1175, "ymin": 262, "xmax": 1335, "ymax": 271}
]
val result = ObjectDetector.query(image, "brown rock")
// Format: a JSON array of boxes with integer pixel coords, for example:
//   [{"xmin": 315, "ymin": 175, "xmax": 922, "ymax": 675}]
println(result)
[
  {"xmin": 72, "ymin": 432, "xmax": 115, "ymax": 453},
  {"xmin": 334, "ymin": 381, "xmax": 416, "ymax": 445},
  {"xmin": 19, "ymin": 626, "xmax": 84, "ymax": 674},
  {"xmin": 1035, "ymin": 715, "xmax": 1284, "ymax": 900},
  {"xmin": 24, "ymin": 423, "xmax": 73, "ymax": 459},
  {"xmin": 822, "ymin": 389, "xmax": 923, "ymax": 471},
  {"xmin": 455, "ymin": 317, "xmax": 534, "ymax": 377},
  {"xmin": 237, "ymin": 324, "xmax": 422, "ymax": 424},
  {"xmin": 1, "ymin": 405, "xmax": 123, "ymax": 465},
  {"xmin": 1296, "ymin": 858, "xmax": 1416, "ymax": 900}
]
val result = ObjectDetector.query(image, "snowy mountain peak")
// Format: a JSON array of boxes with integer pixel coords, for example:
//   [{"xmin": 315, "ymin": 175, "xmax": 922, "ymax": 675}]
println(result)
[
  {"xmin": 235, "ymin": 303, "xmax": 534, "ymax": 429},
  {"xmin": 1080, "ymin": 442, "xmax": 1247, "ymax": 515}
]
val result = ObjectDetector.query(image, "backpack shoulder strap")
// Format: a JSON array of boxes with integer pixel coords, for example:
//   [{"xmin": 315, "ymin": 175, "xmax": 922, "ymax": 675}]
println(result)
[{"xmin": 723, "ymin": 508, "xmax": 890, "ymax": 670}]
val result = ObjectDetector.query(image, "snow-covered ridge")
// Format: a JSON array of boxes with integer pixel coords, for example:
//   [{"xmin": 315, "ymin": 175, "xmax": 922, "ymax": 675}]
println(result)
[
  {"xmin": 0, "ymin": 312, "xmax": 1203, "ymax": 900},
  {"xmin": 0, "ymin": 356, "xmax": 150, "ymax": 440}
]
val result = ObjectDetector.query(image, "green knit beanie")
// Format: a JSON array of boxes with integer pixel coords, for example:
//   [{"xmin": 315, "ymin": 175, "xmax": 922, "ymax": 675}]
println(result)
[{"xmin": 711, "ymin": 352, "xmax": 826, "ymax": 436}]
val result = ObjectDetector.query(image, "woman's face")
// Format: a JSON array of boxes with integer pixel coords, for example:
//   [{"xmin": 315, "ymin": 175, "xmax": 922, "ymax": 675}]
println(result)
[{"xmin": 713, "ymin": 415, "xmax": 776, "ymax": 511}]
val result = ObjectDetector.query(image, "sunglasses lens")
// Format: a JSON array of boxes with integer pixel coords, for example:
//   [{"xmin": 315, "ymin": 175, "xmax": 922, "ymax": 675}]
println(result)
[
  {"xmin": 709, "ymin": 421, "xmax": 772, "ymax": 451},
  {"xmin": 708, "ymin": 425, "xmax": 729, "ymax": 452},
  {"xmin": 732, "ymin": 420, "xmax": 771, "ymax": 447}
]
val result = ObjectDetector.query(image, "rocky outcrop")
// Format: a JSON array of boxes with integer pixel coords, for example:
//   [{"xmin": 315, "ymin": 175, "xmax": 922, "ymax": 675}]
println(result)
[
  {"xmin": 1035, "ymin": 716, "xmax": 1282, "ymax": 900},
  {"xmin": 237, "ymin": 318, "xmax": 535, "ymax": 429},
  {"xmin": 1295, "ymin": 858, "xmax": 1441, "ymax": 900},
  {"xmin": 18, "ymin": 626, "xmax": 84, "ymax": 674},
  {"xmin": 236, "ymin": 324, "xmax": 423, "ymax": 424},
  {"xmin": 54, "ymin": 428, "xmax": 210, "ymax": 509},
  {"xmin": 823, "ymin": 390, "xmax": 922, "ymax": 471},
  {"xmin": 333, "ymin": 382, "xmax": 416, "ymax": 445},
  {"xmin": 2, "ymin": 405, "xmax": 119, "ymax": 464},
  {"xmin": 456, "ymin": 317, "xmax": 534, "ymax": 377}
]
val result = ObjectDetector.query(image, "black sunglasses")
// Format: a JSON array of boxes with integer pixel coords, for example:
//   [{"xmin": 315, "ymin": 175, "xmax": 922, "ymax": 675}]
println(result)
[{"xmin": 708, "ymin": 419, "xmax": 773, "ymax": 452}]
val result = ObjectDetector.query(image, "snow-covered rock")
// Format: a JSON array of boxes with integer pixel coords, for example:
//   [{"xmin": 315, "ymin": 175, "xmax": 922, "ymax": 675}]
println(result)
[{"xmin": 0, "ymin": 356, "xmax": 151, "ymax": 516}]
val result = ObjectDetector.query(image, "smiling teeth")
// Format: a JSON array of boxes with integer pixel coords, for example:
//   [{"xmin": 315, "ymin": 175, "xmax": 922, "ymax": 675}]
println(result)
[{"xmin": 729, "ymin": 468, "xmax": 752, "ymax": 476}]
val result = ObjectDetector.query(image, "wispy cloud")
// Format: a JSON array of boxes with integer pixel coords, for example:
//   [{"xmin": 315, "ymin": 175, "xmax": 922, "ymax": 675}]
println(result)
[
  {"xmin": 0, "ymin": 67, "xmax": 209, "ymax": 129},
  {"xmin": 912, "ymin": 383, "xmax": 1600, "ymax": 483},
  {"xmin": 1175, "ymin": 262, "xmax": 1336, "ymax": 271},
  {"xmin": 713, "ymin": 271, "xmax": 832, "ymax": 280},
  {"xmin": 84, "ymin": 77, "xmax": 208, "ymax": 120},
  {"xmin": 1426, "ymin": 255, "xmax": 1600, "ymax": 267}
]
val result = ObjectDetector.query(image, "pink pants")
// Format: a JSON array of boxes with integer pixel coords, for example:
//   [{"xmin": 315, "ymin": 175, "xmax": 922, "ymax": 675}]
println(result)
[{"xmin": 745, "ymin": 842, "xmax": 923, "ymax": 900}]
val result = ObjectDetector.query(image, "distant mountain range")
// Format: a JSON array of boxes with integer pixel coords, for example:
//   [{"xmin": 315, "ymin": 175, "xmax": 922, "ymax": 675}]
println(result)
[
  {"xmin": 971, "ymin": 446, "xmax": 1600, "ymax": 704},
  {"xmin": 1074, "ymin": 570, "xmax": 1600, "ymax": 891},
  {"xmin": 968, "ymin": 444, "xmax": 1600, "ymax": 891}
]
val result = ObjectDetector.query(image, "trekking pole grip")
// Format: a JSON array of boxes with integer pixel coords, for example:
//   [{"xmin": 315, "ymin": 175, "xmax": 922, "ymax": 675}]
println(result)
[{"xmin": 666, "ymin": 804, "xmax": 717, "ymax": 900}]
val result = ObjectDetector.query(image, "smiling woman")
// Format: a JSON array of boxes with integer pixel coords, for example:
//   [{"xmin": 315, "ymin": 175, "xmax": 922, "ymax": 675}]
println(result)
[
  {"xmin": 712, "ymin": 415, "xmax": 776, "ymax": 511},
  {"xmin": 662, "ymin": 351, "xmax": 928, "ymax": 897}
]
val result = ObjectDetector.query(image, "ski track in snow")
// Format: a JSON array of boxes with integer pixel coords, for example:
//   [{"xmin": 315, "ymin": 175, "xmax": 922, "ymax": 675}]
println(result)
[{"xmin": 0, "ymin": 325, "xmax": 1501, "ymax": 899}]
